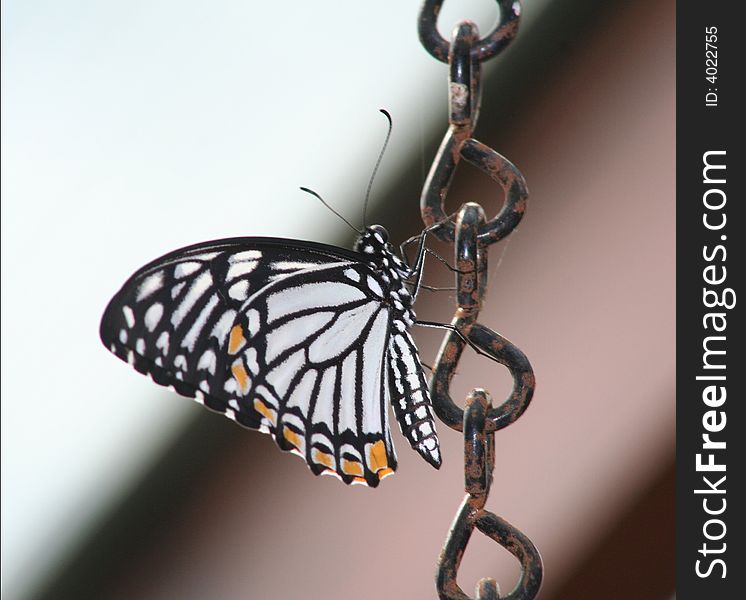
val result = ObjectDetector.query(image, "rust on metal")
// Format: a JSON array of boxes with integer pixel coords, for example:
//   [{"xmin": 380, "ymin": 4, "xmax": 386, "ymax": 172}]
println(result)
[{"xmin": 418, "ymin": 0, "xmax": 521, "ymax": 64}]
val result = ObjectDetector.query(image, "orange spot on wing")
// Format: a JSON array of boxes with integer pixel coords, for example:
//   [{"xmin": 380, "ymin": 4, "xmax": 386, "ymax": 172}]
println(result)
[
  {"xmin": 341, "ymin": 459, "xmax": 364, "ymax": 477},
  {"xmin": 231, "ymin": 362, "xmax": 250, "ymax": 393},
  {"xmin": 253, "ymin": 398, "xmax": 276, "ymax": 424},
  {"xmin": 283, "ymin": 426, "xmax": 303, "ymax": 450},
  {"xmin": 312, "ymin": 449, "xmax": 335, "ymax": 469},
  {"xmin": 369, "ymin": 440, "xmax": 388, "ymax": 471},
  {"xmin": 228, "ymin": 325, "xmax": 246, "ymax": 354}
]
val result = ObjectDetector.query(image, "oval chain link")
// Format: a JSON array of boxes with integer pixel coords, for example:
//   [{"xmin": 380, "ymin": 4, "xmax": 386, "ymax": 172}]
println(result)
[{"xmin": 417, "ymin": 2, "xmax": 543, "ymax": 599}]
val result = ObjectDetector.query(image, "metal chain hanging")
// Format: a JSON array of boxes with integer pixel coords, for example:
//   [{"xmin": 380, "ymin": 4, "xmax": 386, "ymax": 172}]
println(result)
[{"xmin": 417, "ymin": 2, "xmax": 542, "ymax": 598}]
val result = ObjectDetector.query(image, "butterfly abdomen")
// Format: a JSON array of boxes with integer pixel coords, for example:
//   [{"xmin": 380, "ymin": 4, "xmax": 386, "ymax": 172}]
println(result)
[{"xmin": 387, "ymin": 330, "xmax": 441, "ymax": 468}]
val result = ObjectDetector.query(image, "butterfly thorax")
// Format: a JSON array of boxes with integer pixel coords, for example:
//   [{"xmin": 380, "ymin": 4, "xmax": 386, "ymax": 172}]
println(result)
[{"xmin": 354, "ymin": 225, "xmax": 415, "ymax": 326}]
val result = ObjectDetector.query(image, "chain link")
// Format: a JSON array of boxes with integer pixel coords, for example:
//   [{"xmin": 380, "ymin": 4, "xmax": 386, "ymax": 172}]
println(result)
[
  {"xmin": 418, "ymin": 0, "xmax": 521, "ymax": 62},
  {"xmin": 417, "ymin": 2, "xmax": 542, "ymax": 598}
]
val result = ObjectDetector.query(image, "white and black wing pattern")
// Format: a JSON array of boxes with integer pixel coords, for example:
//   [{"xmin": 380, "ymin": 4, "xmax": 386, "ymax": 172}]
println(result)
[{"xmin": 100, "ymin": 232, "xmax": 441, "ymax": 487}]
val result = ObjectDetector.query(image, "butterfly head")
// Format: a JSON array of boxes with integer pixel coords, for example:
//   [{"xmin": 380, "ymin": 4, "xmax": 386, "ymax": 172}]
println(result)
[{"xmin": 354, "ymin": 224, "xmax": 390, "ymax": 256}]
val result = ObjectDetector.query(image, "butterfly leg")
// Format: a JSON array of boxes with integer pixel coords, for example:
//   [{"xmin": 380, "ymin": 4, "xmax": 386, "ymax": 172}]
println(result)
[
  {"xmin": 401, "ymin": 233, "xmax": 470, "ymax": 300},
  {"xmin": 414, "ymin": 320, "xmax": 501, "ymax": 364},
  {"xmin": 415, "ymin": 283, "xmax": 457, "ymax": 292},
  {"xmin": 401, "ymin": 225, "xmax": 448, "ymax": 302}
]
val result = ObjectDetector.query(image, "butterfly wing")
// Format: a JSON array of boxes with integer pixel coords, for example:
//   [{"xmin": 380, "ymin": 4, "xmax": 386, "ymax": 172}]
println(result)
[
  {"xmin": 101, "ymin": 237, "xmax": 397, "ymax": 486},
  {"xmin": 224, "ymin": 261, "xmax": 398, "ymax": 486}
]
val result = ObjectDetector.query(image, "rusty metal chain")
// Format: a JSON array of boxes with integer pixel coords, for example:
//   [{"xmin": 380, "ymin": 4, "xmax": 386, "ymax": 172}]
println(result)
[{"xmin": 417, "ymin": 2, "xmax": 542, "ymax": 599}]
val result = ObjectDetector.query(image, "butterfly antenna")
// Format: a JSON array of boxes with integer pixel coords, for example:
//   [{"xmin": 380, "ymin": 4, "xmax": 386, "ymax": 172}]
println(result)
[
  {"xmin": 299, "ymin": 187, "xmax": 363, "ymax": 235},
  {"xmin": 362, "ymin": 108, "xmax": 393, "ymax": 228}
]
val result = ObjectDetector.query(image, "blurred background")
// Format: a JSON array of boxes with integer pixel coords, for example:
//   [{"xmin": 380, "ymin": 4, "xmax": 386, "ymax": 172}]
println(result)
[{"xmin": 1, "ymin": 0, "xmax": 674, "ymax": 598}]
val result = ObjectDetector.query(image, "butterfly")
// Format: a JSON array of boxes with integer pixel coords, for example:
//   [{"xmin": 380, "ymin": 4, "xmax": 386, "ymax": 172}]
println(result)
[{"xmin": 100, "ymin": 223, "xmax": 441, "ymax": 487}]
